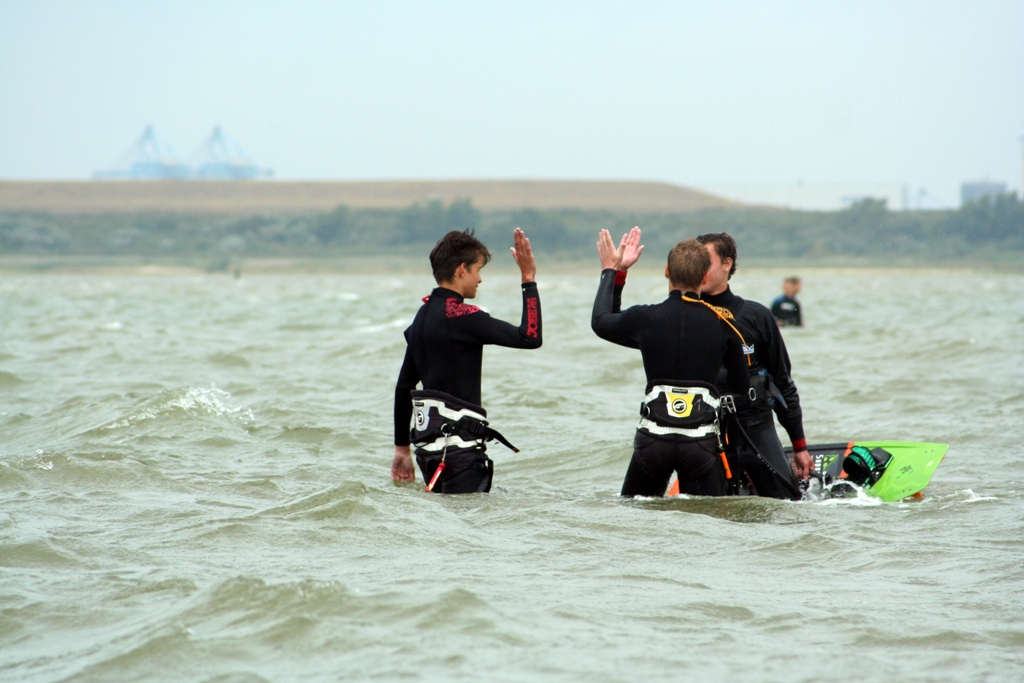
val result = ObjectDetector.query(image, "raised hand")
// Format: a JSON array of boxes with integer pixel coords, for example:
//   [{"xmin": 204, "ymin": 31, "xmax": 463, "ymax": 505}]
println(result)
[
  {"xmin": 510, "ymin": 227, "xmax": 536, "ymax": 283},
  {"xmin": 597, "ymin": 229, "xmax": 622, "ymax": 270},
  {"xmin": 618, "ymin": 226, "xmax": 644, "ymax": 270}
]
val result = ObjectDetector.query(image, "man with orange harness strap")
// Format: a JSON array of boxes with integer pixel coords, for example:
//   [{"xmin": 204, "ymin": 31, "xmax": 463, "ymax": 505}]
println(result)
[
  {"xmin": 591, "ymin": 228, "xmax": 750, "ymax": 497},
  {"xmin": 696, "ymin": 232, "xmax": 812, "ymax": 499}
]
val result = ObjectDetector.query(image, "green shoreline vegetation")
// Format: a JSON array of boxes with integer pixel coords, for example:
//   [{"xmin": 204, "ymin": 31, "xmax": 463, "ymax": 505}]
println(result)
[{"xmin": 2, "ymin": 194, "xmax": 1022, "ymax": 274}]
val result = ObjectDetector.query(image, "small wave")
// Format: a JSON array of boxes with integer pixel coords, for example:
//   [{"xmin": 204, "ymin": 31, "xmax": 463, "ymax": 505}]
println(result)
[
  {"xmin": 95, "ymin": 387, "xmax": 253, "ymax": 432},
  {"xmin": 0, "ymin": 537, "xmax": 83, "ymax": 568},
  {"xmin": 0, "ymin": 370, "xmax": 25, "ymax": 387},
  {"xmin": 272, "ymin": 425, "xmax": 333, "ymax": 445},
  {"xmin": 207, "ymin": 352, "xmax": 252, "ymax": 368},
  {"xmin": 858, "ymin": 629, "xmax": 984, "ymax": 649},
  {"xmin": 936, "ymin": 489, "xmax": 998, "ymax": 508},
  {"xmin": 258, "ymin": 481, "xmax": 378, "ymax": 521}
]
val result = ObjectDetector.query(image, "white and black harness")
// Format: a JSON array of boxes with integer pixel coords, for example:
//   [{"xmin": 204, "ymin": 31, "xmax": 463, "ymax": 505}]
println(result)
[
  {"xmin": 410, "ymin": 390, "xmax": 518, "ymax": 490},
  {"xmin": 638, "ymin": 380, "xmax": 723, "ymax": 444}
]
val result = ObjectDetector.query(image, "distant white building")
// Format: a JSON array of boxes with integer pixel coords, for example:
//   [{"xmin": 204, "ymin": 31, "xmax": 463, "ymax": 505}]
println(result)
[
  {"xmin": 960, "ymin": 181, "xmax": 1007, "ymax": 206},
  {"xmin": 700, "ymin": 183, "xmax": 909, "ymax": 211}
]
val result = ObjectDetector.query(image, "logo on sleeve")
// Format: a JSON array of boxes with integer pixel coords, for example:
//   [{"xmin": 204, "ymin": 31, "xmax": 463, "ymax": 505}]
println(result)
[
  {"xmin": 742, "ymin": 343, "xmax": 755, "ymax": 355},
  {"xmin": 526, "ymin": 297, "xmax": 539, "ymax": 338}
]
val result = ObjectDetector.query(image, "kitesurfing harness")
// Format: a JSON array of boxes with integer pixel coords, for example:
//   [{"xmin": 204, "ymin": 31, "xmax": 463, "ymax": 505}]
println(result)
[
  {"xmin": 639, "ymin": 380, "xmax": 735, "ymax": 483},
  {"xmin": 639, "ymin": 380, "xmax": 721, "ymax": 440},
  {"xmin": 410, "ymin": 390, "xmax": 518, "ymax": 492}
]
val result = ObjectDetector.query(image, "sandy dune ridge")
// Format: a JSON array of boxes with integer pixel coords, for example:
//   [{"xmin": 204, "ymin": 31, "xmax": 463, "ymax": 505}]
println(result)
[{"xmin": 0, "ymin": 179, "xmax": 737, "ymax": 215}]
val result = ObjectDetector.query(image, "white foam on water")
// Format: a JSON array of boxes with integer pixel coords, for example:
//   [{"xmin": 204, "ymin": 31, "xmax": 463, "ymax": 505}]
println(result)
[
  {"xmin": 353, "ymin": 319, "xmax": 409, "ymax": 334},
  {"xmin": 101, "ymin": 386, "xmax": 253, "ymax": 430}
]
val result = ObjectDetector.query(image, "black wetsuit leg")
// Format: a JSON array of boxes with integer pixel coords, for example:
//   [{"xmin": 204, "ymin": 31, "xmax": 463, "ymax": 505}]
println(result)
[
  {"xmin": 621, "ymin": 433, "xmax": 727, "ymax": 497},
  {"xmin": 731, "ymin": 412, "xmax": 799, "ymax": 500},
  {"xmin": 416, "ymin": 450, "xmax": 493, "ymax": 494}
]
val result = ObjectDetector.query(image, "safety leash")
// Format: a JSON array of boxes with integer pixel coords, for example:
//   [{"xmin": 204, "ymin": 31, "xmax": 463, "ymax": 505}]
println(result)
[
  {"xmin": 721, "ymin": 395, "xmax": 802, "ymax": 500},
  {"xmin": 425, "ymin": 424, "xmax": 451, "ymax": 493}
]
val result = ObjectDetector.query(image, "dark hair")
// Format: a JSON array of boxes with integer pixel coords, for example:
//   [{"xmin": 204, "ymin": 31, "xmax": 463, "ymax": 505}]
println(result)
[
  {"xmin": 430, "ymin": 229, "xmax": 491, "ymax": 284},
  {"xmin": 695, "ymin": 232, "xmax": 738, "ymax": 279},
  {"xmin": 667, "ymin": 239, "xmax": 711, "ymax": 291}
]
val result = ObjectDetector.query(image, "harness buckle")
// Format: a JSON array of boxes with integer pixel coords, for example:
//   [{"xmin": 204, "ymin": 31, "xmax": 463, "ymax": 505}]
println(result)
[
  {"xmin": 721, "ymin": 394, "xmax": 737, "ymax": 415},
  {"xmin": 457, "ymin": 416, "xmax": 487, "ymax": 437}
]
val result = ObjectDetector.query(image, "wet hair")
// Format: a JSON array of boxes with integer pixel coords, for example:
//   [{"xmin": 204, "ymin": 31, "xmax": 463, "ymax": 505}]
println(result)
[
  {"xmin": 695, "ymin": 232, "xmax": 738, "ymax": 279},
  {"xmin": 784, "ymin": 276, "xmax": 802, "ymax": 285},
  {"xmin": 430, "ymin": 229, "xmax": 492, "ymax": 284},
  {"xmin": 666, "ymin": 239, "xmax": 711, "ymax": 291}
]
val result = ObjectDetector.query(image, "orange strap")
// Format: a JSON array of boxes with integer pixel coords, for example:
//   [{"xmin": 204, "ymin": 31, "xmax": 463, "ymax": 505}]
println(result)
[
  {"xmin": 682, "ymin": 295, "xmax": 751, "ymax": 366},
  {"xmin": 838, "ymin": 441, "xmax": 855, "ymax": 479},
  {"xmin": 718, "ymin": 451, "xmax": 733, "ymax": 479}
]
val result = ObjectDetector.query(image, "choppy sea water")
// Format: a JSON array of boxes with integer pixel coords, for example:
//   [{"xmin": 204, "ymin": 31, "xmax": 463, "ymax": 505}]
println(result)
[{"xmin": 1, "ymin": 269, "xmax": 1022, "ymax": 683}]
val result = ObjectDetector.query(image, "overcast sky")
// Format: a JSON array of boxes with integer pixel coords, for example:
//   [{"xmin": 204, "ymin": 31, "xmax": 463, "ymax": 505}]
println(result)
[{"xmin": 1, "ymin": 0, "xmax": 1022, "ymax": 206}]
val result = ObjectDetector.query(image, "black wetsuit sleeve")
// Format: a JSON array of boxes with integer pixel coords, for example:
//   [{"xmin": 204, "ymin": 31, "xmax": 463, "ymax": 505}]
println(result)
[
  {"xmin": 722, "ymin": 325, "xmax": 751, "ymax": 396},
  {"xmin": 454, "ymin": 282, "xmax": 542, "ymax": 349},
  {"xmin": 591, "ymin": 268, "xmax": 644, "ymax": 349},
  {"xmin": 393, "ymin": 339, "xmax": 420, "ymax": 446},
  {"xmin": 763, "ymin": 317, "xmax": 805, "ymax": 444}
]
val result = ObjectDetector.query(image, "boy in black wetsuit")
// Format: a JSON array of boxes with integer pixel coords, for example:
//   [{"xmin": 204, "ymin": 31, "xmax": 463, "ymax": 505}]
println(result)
[
  {"xmin": 592, "ymin": 228, "xmax": 750, "ymax": 497},
  {"xmin": 391, "ymin": 228, "xmax": 542, "ymax": 493},
  {"xmin": 696, "ymin": 233, "xmax": 811, "ymax": 499}
]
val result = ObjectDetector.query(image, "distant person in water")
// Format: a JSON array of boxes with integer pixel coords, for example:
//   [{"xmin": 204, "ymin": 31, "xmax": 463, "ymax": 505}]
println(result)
[
  {"xmin": 771, "ymin": 276, "xmax": 803, "ymax": 327},
  {"xmin": 591, "ymin": 227, "xmax": 750, "ymax": 497},
  {"xmin": 391, "ymin": 228, "xmax": 542, "ymax": 494}
]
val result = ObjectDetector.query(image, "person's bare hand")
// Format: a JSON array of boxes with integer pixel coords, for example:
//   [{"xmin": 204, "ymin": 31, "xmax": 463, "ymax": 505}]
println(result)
[
  {"xmin": 391, "ymin": 446, "xmax": 415, "ymax": 482},
  {"xmin": 510, "ymin": 228, "xmax": 536, "ymax": 283},
  {"xmin": 792, "ymin": 449, "xmax": 812, "ymax": 479},
  {"xmin": 597, "ymin": 229, "xmax": 622, "ymax": 270},
  {"xmin": 618, "ymin": 226, "xmax": 644, "ymax": 270}
]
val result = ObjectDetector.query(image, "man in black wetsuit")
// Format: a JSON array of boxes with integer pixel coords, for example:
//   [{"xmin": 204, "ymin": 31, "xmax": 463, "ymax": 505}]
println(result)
[
  {"xmin": 695, "ymin": 233, "xmax": 811, "ymax": 499},
  {"xmin": 771, "ymin": 276, "xmax": 803, "ymax": 327},
  {"xmin": 592, "ymin": 228, "xmax": 750, "ymax": 497},
  {"xmin": 391, "ymin": 228, "xmax": 542, "ymax": 493}
]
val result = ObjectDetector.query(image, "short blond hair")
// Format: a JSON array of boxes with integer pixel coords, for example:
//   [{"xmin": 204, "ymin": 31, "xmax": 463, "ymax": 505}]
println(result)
[{"xmin": 667, "ymin": 239, "xmax": 711, "ymax": 291}]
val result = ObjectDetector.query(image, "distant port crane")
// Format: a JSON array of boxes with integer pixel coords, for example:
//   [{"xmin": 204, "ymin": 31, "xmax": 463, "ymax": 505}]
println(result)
[
  {"xmin": 94, "ymin": 125, "xmax": 272, "ymax": 180},
  {"xmin": 94, "ymin": 125, "xmax": 191, "ymax": 180},
  {"xmin": 191, "ymin": 126, "xmax": 272, "ymax": 180}
]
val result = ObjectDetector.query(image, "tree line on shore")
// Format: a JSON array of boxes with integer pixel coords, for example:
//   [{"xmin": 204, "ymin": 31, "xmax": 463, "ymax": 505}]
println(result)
[{"xmin": 1, "ymin": 193, "xmax": 1022, "ymax": 267}]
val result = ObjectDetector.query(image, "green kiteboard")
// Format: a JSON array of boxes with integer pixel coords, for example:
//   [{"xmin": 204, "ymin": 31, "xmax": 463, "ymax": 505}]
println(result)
[{"xmin": 790, "ymin": 441, "xmax": 948, "ymax": 502}]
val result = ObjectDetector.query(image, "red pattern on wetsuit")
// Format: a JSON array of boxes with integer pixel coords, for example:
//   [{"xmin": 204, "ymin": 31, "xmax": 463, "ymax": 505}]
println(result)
[
  {"xmin": 445, "ymin": 298, "xmax": 480, "ymax": 318},
  {"xmin": 526, "ymin": 297, "xmax": 539, "ymax": 338}
]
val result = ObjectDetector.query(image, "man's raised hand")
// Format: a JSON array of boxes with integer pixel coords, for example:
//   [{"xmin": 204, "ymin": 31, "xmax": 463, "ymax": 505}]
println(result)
[
  {"xmin": 618, "ymin": 226, "xmax": 643, "ymax": 270},
  {"xmin": 510, "ymin": 228, "xmax": 536, "ymax": 283},
  {"xmin": 597, "ymin": 229, "xmax": 622, "ymax": 270}
]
